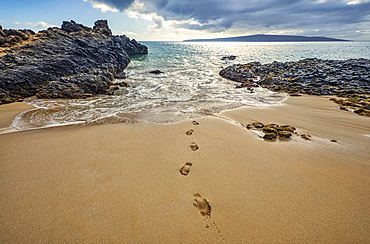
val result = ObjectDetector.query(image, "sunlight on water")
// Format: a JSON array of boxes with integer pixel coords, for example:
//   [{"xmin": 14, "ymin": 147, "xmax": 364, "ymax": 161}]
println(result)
[{"xmin": 11, "ymin": 41, "xmax": 370, "ymax": 131}]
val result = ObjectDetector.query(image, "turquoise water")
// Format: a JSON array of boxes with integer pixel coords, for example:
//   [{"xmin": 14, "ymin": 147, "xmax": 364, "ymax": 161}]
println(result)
[{"xmin": 11, "ymin": 41, "xmax": 370, "ymax": 131}]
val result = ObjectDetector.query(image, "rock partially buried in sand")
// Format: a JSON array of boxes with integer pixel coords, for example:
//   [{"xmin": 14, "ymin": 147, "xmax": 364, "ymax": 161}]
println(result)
[
  {"xmin": 246, "ymin": 124, "xmax": 254, "ymax": 130},
  {"xmin": 263, "ymin": 132, "xmax": 277, "ymax": 141},
  {"xmin": 330, "ymin": 96, "xmax": 370, "ymax": 117},
  {"xmin": 278, "ymin": 130, "xmax": 292, "ymax": 138},
  {"xmin": 251, "ymin": 122, "xmax": 264, "ymax": 128},
  {"xmin": 301, "ymin": 134, "xmax": 312, "ymax": 140},
  {"xmin": 262, "ymin": 126, "xmax": 278, "ymax": 135},
  {"xmin": 247, "ymin": 121, "xmax": 299, "ymax": 141},
  {"xmin": 278, "ymin": 125, "xmax": 295, "ymax": 132}
]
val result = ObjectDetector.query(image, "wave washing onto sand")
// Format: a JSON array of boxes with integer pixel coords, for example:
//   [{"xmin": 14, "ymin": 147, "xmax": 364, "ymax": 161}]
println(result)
[
  {"xmin": 11, "ymin": 86, "xmax": 285, "ymax": 131},
  {"xmin": 8, "ymin": 41, "xmax": 370, "ymax": 132}
]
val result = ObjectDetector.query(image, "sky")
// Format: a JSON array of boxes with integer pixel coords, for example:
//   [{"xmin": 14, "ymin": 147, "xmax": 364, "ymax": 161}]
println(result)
[{"xmin": 0, "ymin": 0, "xmax": 369, "ymax": 41}]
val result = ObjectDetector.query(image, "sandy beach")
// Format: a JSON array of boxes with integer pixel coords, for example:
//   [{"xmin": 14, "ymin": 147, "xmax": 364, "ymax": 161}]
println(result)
[{"xmin": 0, "ymin": 96, "xmax": 369, "ymax": 243}]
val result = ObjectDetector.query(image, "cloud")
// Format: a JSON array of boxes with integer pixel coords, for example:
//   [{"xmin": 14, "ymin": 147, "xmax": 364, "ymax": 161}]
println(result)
[
  {"xmin": 84, "ymin": 0, "xmax": 134, "ymax": 12},
  {"xmin": 0, "ymin": 20, "xmax": 4, "ymax": 23},
  {"xmin": 346, "ymin": 0, "xmax": 370, "ymax": 4},
  {"xmin": 35, "ymin": 21, "xmax": 57, "ymax": 29},
  {"xmin": 25, "ymin": 21, "xmax": 33, "ymax": 25},
  {"xmin": 14, "ymin": 21, "xmax": 21, "ymax": 25},
  {"xmin": 88, "ymin": 0, "xmax": 370, "ymax": 39},
  {"xmin": 125, "ymin": 31, "xmax": 137, "ymax": 35}
]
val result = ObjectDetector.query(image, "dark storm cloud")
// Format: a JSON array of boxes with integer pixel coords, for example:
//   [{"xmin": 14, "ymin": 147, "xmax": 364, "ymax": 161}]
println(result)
[
  {"xmin": 93, "ymin": 0, "xmax": 135, "ymax": 11},
  {"xmin": 89, "ymin": 0, "xmax": 370, "ymax": 32}
]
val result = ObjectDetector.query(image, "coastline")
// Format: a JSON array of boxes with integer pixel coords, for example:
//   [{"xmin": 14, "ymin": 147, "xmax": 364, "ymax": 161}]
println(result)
[{"xmin": 0, "ymin": 95, "xmax": 369, "ymax": 243}]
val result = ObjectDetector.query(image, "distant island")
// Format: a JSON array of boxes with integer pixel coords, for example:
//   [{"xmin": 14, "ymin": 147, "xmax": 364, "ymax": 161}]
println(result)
[{"xmin": 183, "ymin": 34, "xmax": 350, "ymax": 42}]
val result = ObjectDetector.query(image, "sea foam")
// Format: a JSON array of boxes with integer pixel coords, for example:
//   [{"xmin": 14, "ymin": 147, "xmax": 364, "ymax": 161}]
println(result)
[{"xmin": 8, "ymin": 41, "xmax": 370, "ymax": 132}]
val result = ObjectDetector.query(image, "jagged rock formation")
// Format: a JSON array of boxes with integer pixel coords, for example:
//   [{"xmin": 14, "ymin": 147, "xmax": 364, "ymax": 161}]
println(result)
[
  {"xmin": 220, "ymin": 58, "xmax": 370, "ymax": 96},
  {"xmin": 0, "ymin": 20, "xmax": 147, "ymax": 104},
  {"xmin": 220, "ymin": 58, "xmax": 370, "ymax": 116},
  {"xmin": 0, "ymin": 25, "xmax": 35, "ymax": 48}
]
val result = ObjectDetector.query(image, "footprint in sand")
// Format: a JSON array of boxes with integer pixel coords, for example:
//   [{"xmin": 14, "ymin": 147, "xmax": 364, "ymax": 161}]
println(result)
[
  {"xmin": 192, "ymin": 121, "xmax": 199, "ymax": 125},
  {"xmin": 186, "ymin": 129, "xmax": 194, "ymax": 136},
  {"xmin": 193, "ymin": 193, "xmax": 212, "ymax": 217},
  {"xmin": 189, "ymin": 142, "xmax": 199, "ymax": 151},
  {"xmin": 180, "ymin": 163, "xmax": 192, "ymax": 176}
]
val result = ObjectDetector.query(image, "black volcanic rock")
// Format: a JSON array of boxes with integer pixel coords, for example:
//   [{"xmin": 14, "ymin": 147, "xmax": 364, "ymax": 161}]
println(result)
[
  {"xmin": 220, "ymin": 58, "xmax": 370, "ymax": 116},
  {"xmin": 0, "ymin": 20, "xmax": 148, "ymax": 104},
  {"xmin": 0, "ymin": 27, "xmax": 35, "ymax": 47},
  {"xmin": 221, "ymin": 55, "xmax": 237, "ymax": 60},
  {"xmin": 61, "ymin": 20, "xmax": 91, "ymax": 33},
  {"xmin": 220, "ymin": 58, "xmax": 370, "ymax": 96},
  {"xmin": 92, "ymin": 20, "xmax": 112, "ymax": 36},
  {"xmin": 149, "ymin": 69, "xmax": 164, "ymax": 74}
]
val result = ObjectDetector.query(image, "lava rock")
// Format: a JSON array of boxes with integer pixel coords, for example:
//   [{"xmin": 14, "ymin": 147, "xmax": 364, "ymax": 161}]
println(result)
[
  {"xmin": 220, "ymin": 58, "xmax": 370, "ymax": 117},
  {"xmin": 248, "ymin": 121, "xmax": 297, "ymax": 141},
  {"xmin": 0, "ymin": 20, "xmax": 148, "ymax": 104},
  {"xmin": 251, "ymin": 122, "xmax": 265, "ymax": 128},
  {"xmin": 263, "ymin": 133, "xmax": 277, "ymax": 141},
  {"xmin": 278, "ymin": 131, "xmax": 292, "ymax": 138},
  {"xmin": 149, "ymin": 70, "xmax": 164, "ymax": 74},
  {"xmin": 277, "ymin": 125, "xmax": 296, "ymax": 133},
  {"xmin": 221, "ymin": 55, "xmax": 237, "ymax": 60},
  {"xmin": 301, "ymin": 134, "xmax": 312, "ymax": 140},
  {"xmin": 262, "ymin": 127, "xmax": 278, "ymax": 135},
  {"xmin": 92, "ymin": 20, "xmax": 112, "ymax": 36}
]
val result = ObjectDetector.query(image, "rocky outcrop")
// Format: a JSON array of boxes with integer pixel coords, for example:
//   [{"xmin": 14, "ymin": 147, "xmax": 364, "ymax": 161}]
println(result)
[
  {"xmin": 0, "ymin": 20, "xmax": 148, "ymax": 104},
  {"xmin": 220, "ymin": 59, "xmax": 370, "ymax": 95},
  {"xmin": 220, "ymin": 58, "xmax": 370, "ymax": 116},
  {"xmin": 221, "ymin": 55, "xmax": 237, "ymax": 60},
  {"xmin": 0, "ymin": 25, "xmax": 35, "ymax": 48},
  {"xmin": 149, "ymin": 70, "xmax": 164, "ymax": 74}
]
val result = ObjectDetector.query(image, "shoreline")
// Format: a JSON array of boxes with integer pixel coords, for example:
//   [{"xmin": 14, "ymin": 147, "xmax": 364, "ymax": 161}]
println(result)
[
  {"xmin": 0, "ymin": 101, "xmax": 34, "ymax": 128},
  {"xmin": 0, "ymin": 92, "xmax": 288, "ymax": 135},
  {"xmin": 1, "ymin": 95, "xmax": 369, "ymax": 243}
]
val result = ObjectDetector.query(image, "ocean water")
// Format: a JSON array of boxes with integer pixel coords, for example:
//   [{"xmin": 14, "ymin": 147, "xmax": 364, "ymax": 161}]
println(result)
[{"xmin": 10, "ymin": 41, "xmax": 370, "ymax": 131}]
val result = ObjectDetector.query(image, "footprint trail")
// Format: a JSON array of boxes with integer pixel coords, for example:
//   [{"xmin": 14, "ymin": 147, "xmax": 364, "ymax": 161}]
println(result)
[
  {"xmin": 193, "ymin": 193, "xmax": 212, "ymax": 217},
  {"xmin": 189, "ymin": 142, "xmax": 199, "ymax": 151},
  {"xmin": 186, "ymin": 129, "xmax": 194, "ymax": 136},
  {"xmin": 180, "ymin": 121, "xmax": 226, "ymax": 240},
  {"xmin": 180, "ymin": 163, "xmax": 192, "ymax": 176}
]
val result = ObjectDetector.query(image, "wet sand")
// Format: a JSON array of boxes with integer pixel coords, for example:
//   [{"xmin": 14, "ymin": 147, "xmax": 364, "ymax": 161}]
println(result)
[
  {"xmin": 0, "ymin": 96, "xmax": 369, "ymax": 243},
  {"xmin": 0, "ymin": 102, "xmax": 34, "ymax": 128}
]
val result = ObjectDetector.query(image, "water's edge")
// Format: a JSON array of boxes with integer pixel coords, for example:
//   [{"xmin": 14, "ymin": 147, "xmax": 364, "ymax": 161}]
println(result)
[{"xmin": 2, "ymin": 41, "xmax": 368, "ymax": 133}]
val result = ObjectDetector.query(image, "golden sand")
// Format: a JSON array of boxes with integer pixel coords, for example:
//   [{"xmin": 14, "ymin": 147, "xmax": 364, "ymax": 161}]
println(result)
[{"xmin": 0, "ymin": 96, "xmax": 369, "ymax": 243}]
